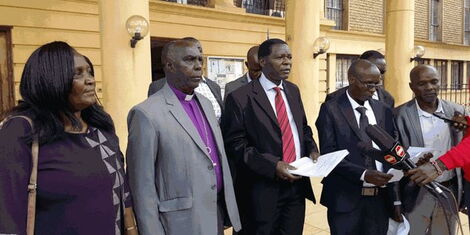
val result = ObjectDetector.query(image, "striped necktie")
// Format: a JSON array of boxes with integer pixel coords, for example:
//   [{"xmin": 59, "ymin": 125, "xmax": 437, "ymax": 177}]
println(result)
[{"xmin": 273, "ymin": 87, "xmax": 296, "ymax": 163}]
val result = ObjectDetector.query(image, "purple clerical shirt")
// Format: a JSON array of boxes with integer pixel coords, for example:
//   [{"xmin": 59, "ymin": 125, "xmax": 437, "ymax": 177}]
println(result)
[{"xmin": 170, "ymin": 86, "xmax": 223, "ymax": 192}]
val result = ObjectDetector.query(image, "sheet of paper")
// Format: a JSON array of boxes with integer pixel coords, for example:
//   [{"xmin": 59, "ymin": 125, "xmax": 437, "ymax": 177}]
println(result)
[
  {"xmin": 387, "ymin": 146, "xmax": 437, "ymax": 182},
  {"xmin": 288, "ymin": 150, "xmax": 349, "ymax": 177}
]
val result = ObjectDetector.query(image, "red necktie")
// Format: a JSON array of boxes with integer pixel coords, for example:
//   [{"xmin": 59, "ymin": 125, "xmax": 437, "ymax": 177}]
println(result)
[{"xmin": 273, "ymin": 87, "xmax": 296, "ymax": 163}]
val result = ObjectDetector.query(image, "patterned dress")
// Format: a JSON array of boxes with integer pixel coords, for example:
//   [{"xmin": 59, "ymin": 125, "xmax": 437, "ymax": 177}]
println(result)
[{"xmin": 0, "ymin": 117, "xmax": 132, "ymax": 235}]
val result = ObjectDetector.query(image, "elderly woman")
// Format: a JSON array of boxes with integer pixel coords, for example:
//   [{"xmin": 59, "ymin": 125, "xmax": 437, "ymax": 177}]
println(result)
[{"xmin": 0, "ymin": 41, "xmax": 137, "ymax": 235}]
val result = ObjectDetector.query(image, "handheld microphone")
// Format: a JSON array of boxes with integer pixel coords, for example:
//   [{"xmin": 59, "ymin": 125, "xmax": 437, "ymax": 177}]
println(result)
[{"xmin": 364, "ymin": 124, "xmax": 445, "ymax": 196}]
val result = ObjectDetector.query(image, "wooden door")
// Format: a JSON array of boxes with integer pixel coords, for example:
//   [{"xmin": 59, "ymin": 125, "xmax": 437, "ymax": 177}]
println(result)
[{"xmin": 0, "ymin": 27, "xmax": 13, "ymax": 115}]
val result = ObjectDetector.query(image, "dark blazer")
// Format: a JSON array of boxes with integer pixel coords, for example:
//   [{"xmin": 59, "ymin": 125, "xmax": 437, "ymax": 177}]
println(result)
[
  {"xmin": 315, "ymin": 92, "xmax": 396, "ymax": 213},
  {"xmin": 224, "ymin": 74, "xmax": 249, "ymax": 99},
  {"xmin": 222, "ymin": 79, "xmax": 317, "ymax": 230},
  {"xmin": 326, "ymin": 86, "xmax": 395, "ymax": 108},
  {"xmin": 148, "ymin": 77, "xmax": 224, "ymax": 110}
]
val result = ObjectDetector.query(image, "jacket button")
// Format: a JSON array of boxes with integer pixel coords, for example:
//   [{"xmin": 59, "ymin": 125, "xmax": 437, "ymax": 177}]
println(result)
[
  {"xmin": 211, "ymin": 185, "xmax": 216, "ymax": 190},
  {"xmin": 208, "ymin": 165, "xmax": 214, "ymax": 170}
]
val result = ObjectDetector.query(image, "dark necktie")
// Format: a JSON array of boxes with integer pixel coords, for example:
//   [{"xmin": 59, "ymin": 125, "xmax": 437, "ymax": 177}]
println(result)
[
  {"xmin": 355, "ymin": 106, "xmax": 376, "ymax": 170},
  {"xmin": 274, "ymin": 87, "xmax": 296, "ymax": 163}
]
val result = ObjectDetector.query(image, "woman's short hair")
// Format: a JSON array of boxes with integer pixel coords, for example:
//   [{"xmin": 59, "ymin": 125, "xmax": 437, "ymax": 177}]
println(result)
[{"xmin": 8, "ymin": 41, "xmax": 114, "ymax": 143}]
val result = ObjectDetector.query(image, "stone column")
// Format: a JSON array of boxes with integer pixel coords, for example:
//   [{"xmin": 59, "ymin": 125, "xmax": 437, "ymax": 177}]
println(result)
[
  {"xmin": 385, "ymin": 0, "xmax": 414, "ymax": 105},
  {"xmin": 99, "ymin": 0, "xmax": 152, "ymax": 148},
  {"xmin": 285, "ymin": 0, "xmax": 321, "ymax": 126}
]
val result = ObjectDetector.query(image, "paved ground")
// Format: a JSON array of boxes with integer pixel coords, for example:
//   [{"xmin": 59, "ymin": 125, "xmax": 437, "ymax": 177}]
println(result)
[{"xmin": 225, "ymin": 178, "xmax": 470, "ymax": 235}]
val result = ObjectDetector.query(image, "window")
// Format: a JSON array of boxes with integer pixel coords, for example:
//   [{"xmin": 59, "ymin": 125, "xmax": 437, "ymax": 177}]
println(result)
[
  {"xmin": 325, "ymin": 0, "xmax": 344, "ymax": 30},
  {"xmin": 161, "ymin": 0, "xmax": 208, "ymax": 7},
  {"xmin": 465, "ymin": 0, "xmax": 470, "ymax": 44},
  {"xmin": 335, "ymin": 55, "xmax": 358, "ymax": 89},
  {"xmin": 240, "ymin": 0, "xmax": 285, "ymax": 17},
  {"xmin": 429, "ymin": 0, "xmax": 442, "ymax": 41},
  {"xmin": 414, "ymin": 58, "xmax": 431, "ymax": 66},
  {"xmin": 434, "ymin": 60, "xmax": 447, "ymax": 87},
  {"xmin": 451, "ymin": 61, "xmax": 463, "ymax": 90}
]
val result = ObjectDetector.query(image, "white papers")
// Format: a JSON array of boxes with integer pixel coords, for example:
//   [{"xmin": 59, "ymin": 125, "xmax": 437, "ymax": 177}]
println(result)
[
  {"xmin": 288, "ymin": 150, "xmax": 349, "ymax": 177},
  {"xmin": 387, "ymin": 147, "xmax": 437, "ymax": 182}
]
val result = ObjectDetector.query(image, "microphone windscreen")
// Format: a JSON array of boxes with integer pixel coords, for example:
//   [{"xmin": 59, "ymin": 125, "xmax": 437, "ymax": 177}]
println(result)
[{"xmin": 365, "ymin": 124, "xmax": 395, "ymax": 150}]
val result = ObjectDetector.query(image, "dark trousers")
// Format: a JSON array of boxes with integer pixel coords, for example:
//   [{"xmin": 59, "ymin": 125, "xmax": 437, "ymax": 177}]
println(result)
[
  {"xmin": 327, "ymin": 191, "xmax": 389, "ymax": 235},
  {"xmin": 465, "ymin": 180, "xmax": 470, "ymax": 232},
  {"xmin": 241, "ymin": 180, "xmax": 306, "ymax": 235}
]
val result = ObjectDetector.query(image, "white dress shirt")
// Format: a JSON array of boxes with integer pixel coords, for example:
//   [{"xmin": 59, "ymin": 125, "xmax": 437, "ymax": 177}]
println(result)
[
  {"xmin": 416, "ymin": 99, "xmax": 454, "ymax": 182},
  {"xmin": 246, "ymin": 73, "xmax": 253, "ymax": 83},
  {"xmin": 195, "ymin": 76, "xmax": 222, "ymax": 121},
  {"xmin": 259, "ymin": 74, "xmax": 301, "ymax": 160},
  {"xmin": 346, "ymin": 91, "xmax": 384, "ymax": 186}
]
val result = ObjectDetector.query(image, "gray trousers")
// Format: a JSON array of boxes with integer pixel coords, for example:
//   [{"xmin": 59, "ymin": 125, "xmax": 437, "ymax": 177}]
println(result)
[{"xmin": 406, "ymin": 184, "xmax": 458, "ymax": 235}]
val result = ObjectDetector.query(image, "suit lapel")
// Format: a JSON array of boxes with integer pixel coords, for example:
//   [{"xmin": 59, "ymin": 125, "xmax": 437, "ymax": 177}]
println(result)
[
  {"xmin": 205, "ymin": 78, "xmax": 223, "ymax": 108},
  {"xmin": 196, "ymin": 92, "xmax": 224, "ymax": 156},
  {"xmin": 370, "ymin": 100, "xmax": 385, "ymax": 128},
  {"xmin": 338, "ymin": 93, "xmax": 365, "ymax": 141},
  {"xmin": 252, "ymin": 80, "xmax": 279, "ymax": 127},
  {"xmin": 163, "ymin": 85, "xmax": 211, "ymax": 159},
  {"xmin": 405, "ymin": 101, "xmax": 425, "ymax": 146}
]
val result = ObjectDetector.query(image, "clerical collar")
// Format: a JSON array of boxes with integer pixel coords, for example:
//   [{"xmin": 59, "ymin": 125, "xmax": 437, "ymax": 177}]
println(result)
[{"xmin": 169, "ymin": 85, "xmax": 195, "ymax": 101}]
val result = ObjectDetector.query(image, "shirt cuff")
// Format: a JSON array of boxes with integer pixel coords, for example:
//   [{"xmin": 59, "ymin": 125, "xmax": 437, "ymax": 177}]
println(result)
[{"xmin": 360, "ymin": 170, "xmax": 367, "ymax": 182}]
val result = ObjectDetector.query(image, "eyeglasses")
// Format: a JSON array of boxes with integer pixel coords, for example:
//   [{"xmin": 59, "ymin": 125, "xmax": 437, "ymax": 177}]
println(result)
[{"xmin": 356, "ymin": 78, "xmax": 381, "ymax": 89}]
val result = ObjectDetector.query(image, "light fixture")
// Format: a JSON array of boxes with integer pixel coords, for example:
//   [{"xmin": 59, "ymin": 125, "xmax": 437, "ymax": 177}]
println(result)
[
  {"xmin": 126, "ymin": 15, "xmax": 149, "ymax": 48},
  {"xmin": 410, "ymin": 45, "xmax": 425, "ymax": 62},
  {"xmin": 313, "ymin": 37, "xmax": 330, "ymax": 58}
]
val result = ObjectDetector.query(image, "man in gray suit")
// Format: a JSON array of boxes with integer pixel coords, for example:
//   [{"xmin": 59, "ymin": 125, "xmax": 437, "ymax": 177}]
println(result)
[
  {"xmin": 126, "ymin": 39, "xmax": 241, "ymax": 235},
  {"xmin": 147, "ymin": 37, "xmax": 224, "ymax": 120},
  {"xmin": 224, "ymin": 45, "xmax": 261, "ymax": 98},
  {"xmin": 395, "ymin": 64, "xmax": 465, "ymax": 235}
]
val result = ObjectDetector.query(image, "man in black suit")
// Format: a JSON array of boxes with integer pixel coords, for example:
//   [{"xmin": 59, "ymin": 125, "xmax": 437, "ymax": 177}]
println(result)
[
  {"xmin": 326, "ymin": 50, "xmax": 395, "ymax": 108},
  {"xmin": 224, "ymin": 45, "xmax": 261, "ymax": 98},
  {"xmin": 315, "ymin": 59, "xmax": 396, "ymax": 235},
  {"xmin": 147, "ymin": 37, "xmax": 223, "ymax": 120},
  {"xmin": 222, "ymin": 39, "xmax": 319, "ymax": 235}
]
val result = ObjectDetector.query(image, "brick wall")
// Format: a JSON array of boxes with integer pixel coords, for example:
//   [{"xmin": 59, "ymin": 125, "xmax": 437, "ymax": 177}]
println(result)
[
  {"xmin": 415, "ymin": 0, "xmax": 429, "ymax": 40},
  {"xmin": 443, "ymin": 0, "xmax": 463, "ymax": 44},
  {"xmin": 348, "ymin": 0, "xmax": 384, "ymax": 34}
]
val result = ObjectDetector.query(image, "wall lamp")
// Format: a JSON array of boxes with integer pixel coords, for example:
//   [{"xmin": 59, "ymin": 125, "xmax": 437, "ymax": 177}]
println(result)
[
  {"xmin": 126, "ymin": 15, "xmax": 149, "ymax": 48},
  {"xmin": 410, "ymin": 45, "xmax": 425, "ymax": 62},
  {"xmin": 313, "ymin": 37, "xmax": 330, "ymax": 58}
]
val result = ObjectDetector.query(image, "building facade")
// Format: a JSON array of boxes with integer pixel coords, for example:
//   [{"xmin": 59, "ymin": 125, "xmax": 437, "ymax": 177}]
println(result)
[{"xmin": 0, "ymin": 0, "xmax": 469, "ymax": 143}]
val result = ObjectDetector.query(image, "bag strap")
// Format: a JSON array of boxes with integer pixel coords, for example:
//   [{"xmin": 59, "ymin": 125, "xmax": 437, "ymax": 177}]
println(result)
[{"xmin": 2, "ymin": 115, "xmax": 38, "ymax": 235}]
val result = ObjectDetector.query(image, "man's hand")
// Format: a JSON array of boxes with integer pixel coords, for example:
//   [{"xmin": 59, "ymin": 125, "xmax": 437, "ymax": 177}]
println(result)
[
  {"xmin": 310, "ymin": 151, "xmax": 320, "ymax": 163},
  {"xmin": 416, "ymin": 152, "xmax": 433, "ymax": 166},
  {"xmin": 391, "ymin": 205, "xmax": 403, "ymax": 222},
  {"xmin": 452, "ymin": 112, "xmax": 468, "ymax": 131},
  {"xmin": 276, "ymin": 161, "xmax": 301, "ymax": 182},
  {"xmin": 407, "ymin": 161, "xmax": 440, "ymax": 186},
  {"xmin": 364, "ymin": 170, "xmax": 393, "ymax": 186}
]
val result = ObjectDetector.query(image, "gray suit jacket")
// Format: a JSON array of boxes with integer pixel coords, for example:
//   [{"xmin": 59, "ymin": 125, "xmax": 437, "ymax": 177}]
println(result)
[
  {"xmin": 395, "ymin": 99, "xmax": 466, "ymax": 206},
  {"xmin": 224, "ymin": 74, "xmax": 249, "ymax": 99},
  {"xmin": 126, "ymin": 83, "xmax": 241, "ymax": 235}
]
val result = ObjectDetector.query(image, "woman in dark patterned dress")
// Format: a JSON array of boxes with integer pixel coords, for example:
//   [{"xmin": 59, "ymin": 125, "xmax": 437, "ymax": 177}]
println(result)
[{"xmin": 0, "ymin": 41, "xmax": 138, "ymax": 235}]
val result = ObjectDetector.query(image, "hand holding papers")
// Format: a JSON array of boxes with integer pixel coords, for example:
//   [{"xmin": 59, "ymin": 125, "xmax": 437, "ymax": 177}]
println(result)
[{"xmin": 288, "ymin": 150, "xmax": 349, "ymax": 177}]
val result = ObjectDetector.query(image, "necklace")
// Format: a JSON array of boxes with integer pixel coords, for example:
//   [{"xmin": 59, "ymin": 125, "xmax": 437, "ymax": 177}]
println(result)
[{"xmin": 194, "ymin": 101, "xmax": 212, "ymax": 154}]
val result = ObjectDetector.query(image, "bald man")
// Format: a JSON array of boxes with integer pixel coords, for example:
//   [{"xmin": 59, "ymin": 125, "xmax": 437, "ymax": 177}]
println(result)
[
  {"xmin": 395, "ymin": 64, "xmax": 465, "ymax": 235},
  {"xmin": 224, "ymin": 46, "xmax": 261, "ymax": 98},
  {"xmin": 127, "ymin": 39, "xmax": 240, "ymax": 235},
  {"xmin": 316, "ymin": 59, "xmax": 396, "ymax": 235}
]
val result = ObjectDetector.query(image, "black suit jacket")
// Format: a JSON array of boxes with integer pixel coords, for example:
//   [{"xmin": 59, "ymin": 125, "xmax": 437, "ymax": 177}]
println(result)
[
  {"xmin": 315, "ymin": 92, "xmax": 396, "ymax": 213},
  {"xmin": 222, "ymin": 79, "xmax": 317, "ymax": 220},
  {"xmin": 147, "ymin": 77, "xmax": 224, "ymax": 110},
  {"xmin": 325, "ymin": 86, "xmax": 395, "ymax": 108}
]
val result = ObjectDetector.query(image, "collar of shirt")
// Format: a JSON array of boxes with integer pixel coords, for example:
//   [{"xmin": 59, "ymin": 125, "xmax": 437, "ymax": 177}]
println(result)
[
  {"xmin": 246, "ymin": 73, "xmax": 252, "ymax": 83},
  {"xmin": 169, "ymin": 84, "xmax": 194, "ymax": 101},
  {"xmin": 259, "ymin": 73, "xmax": 284, "ymax": 93},
  {"xmin": 372, "ymin": 90, "xmax": 379, "ymax": 100},
  {"xmin": 415, "ymin": 98, "xmax": 444, "ymax": 118},
  {"xmin": 346, "ymin": 89, "xmax": 372, "ymax": 112}
]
